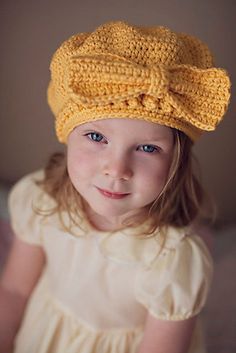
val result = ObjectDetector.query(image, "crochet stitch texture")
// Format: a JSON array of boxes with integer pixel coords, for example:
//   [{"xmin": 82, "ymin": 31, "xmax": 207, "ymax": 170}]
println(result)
[{"xmin": 47, "ymin": 21, "xmax": 231, "ymax": 142}]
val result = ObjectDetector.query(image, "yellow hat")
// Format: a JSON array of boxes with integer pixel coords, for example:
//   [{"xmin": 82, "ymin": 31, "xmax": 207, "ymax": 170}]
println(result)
[{"xmin": 47, "ymin": 21, "xmax": 231, "ymax": 143}]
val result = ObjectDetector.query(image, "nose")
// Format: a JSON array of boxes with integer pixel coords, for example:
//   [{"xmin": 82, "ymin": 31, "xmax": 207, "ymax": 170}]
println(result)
[{"xmin": 102, "ymin": 152, "xmax": 133, "ymax": 180}]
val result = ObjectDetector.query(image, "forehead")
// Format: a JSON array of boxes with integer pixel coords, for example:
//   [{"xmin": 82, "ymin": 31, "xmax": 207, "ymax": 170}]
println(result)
[{"xmin": 79, "ymin": 118, "xmax": 173, "ymax": 140}]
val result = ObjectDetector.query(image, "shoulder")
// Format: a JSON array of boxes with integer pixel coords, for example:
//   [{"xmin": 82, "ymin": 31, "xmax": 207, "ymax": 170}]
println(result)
[
  {"xmin": 157, "ymin": 226, "xmax": 213, "ymax": 263},
  {"xmin": 95, "ymin": 224, "xmax": 211, "ymax": 267},
  {"xmin": 9, "ymin": 169, "xmax": 55, "ymax": 211},
  {"xmin": 146, "ymin": 226, "xmax": 214, "ymax": 285},
  {"xmin": 9, "ymin": 169, "xmax": 44, "ymax": 191},
  {"xmin": 8, "ymin": 169, "xmax": 56, "ymax": 245},
  {"xmin": 135, "ymin": 226, "xmax": 214, "ymax": 320}
]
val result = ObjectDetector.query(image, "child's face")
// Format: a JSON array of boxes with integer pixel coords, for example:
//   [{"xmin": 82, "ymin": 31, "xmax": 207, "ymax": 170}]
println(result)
[{"xmin": 67, "ymin": 118, "xmax": 174, "ymax": 229}]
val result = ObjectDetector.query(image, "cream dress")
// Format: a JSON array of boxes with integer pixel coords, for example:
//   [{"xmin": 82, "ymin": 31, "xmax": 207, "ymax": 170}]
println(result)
[{"xmin": 9, "ymin": 170, "xmax": 213, "ymax": 353}]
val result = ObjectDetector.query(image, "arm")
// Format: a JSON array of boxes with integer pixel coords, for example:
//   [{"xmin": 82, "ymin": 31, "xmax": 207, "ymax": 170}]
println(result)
[
  {"xmin": 0, "ymin": 236, "xmax": 45, "ymax": 352},
  {"xmin": 137, "ymin": 313, "xmax": 196, "ymax": 353}
]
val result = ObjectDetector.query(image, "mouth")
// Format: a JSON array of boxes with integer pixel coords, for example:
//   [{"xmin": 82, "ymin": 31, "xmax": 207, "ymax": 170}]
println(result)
[{"xmin": 96, "ymin": 187, "xmax": 130, "ymax": 199}]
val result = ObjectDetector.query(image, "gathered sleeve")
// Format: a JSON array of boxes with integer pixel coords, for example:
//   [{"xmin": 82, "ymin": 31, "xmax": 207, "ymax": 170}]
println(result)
[
  {"xmin": 135, "ymin": 233, "xmax": 213, "ymax": 321},
  {"xmin": 8, "ymin": 171, "xmax": 47, "ymax": 246}
]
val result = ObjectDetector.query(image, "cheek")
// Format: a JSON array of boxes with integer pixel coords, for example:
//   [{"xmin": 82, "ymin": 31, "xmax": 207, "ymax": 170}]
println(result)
[
  {"xmin": 67, "ymin": 148, "xmax": 91, "ymax": 182},
  {"xmin": 137, "ymin": 160, "xmax": 171, "ymax": 192},
  {"xmin": 67, "ymin": 132, "xmax": 100, "ymax": 190}
]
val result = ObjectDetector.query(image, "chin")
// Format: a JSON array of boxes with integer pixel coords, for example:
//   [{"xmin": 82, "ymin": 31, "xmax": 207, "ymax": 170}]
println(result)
[{"xmin": 91, "ymin": 199, "xmax": 133, "ymax": 217}]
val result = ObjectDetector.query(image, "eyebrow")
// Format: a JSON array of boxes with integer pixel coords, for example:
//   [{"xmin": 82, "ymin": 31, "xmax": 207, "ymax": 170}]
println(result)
[
  {"xmin": 81, "ymin": 121, "xmax": 173, "ymax": 142},
  {"xmin": 138, "ymin": 131, "xmax": 173, "ymax": 141},
  {"xmin": 81, "ymin": 121, "xmax": 116, "ymax": 136},
  {"xmin": 82, "ymin": 121, "xmax": 105, "ymax": 130},
  {"xmin": 148, "ymin": 135, "xmax": 173, "ymax": 141}
]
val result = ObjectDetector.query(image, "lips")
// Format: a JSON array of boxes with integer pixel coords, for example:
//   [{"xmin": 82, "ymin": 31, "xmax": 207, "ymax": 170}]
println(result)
[{"xmin": 96, "ymin": 187, "xmax": 130, "ymax": 199}]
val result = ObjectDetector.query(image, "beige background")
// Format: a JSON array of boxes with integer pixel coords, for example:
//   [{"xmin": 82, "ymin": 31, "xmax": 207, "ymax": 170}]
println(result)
[{"xmin": 0, "ymin": 0, "xmax": 235, "ymax": 224}]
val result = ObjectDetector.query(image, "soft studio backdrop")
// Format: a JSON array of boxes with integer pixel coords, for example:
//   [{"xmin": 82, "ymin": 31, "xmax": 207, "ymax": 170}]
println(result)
[
  {"xmin": 0, "ymin": 1, "xmax": 236, "ymax": 352},
  {"xmin": 0, "ymin": 0, "xmax": 235, "ymax": 224}
]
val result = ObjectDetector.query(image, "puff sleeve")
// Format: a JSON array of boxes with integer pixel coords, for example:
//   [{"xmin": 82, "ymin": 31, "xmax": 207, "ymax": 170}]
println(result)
[
  {"xmin": 135, "ymin": 233, "xmax": 213, "ymax": 321},
  {"xmin": 8, "ymin": 170, "xmax": 46, "ymax": 246}
]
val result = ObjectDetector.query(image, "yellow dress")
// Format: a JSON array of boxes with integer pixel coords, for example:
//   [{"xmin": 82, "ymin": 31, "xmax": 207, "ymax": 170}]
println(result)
[{"xmin": 8, "ymin": 170, "xmax": 213, "ymax": 353}]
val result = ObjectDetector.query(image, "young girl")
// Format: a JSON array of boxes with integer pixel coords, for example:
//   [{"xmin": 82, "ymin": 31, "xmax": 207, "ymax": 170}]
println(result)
[{"xmin": 0, "ymin": 21, "xmax": 230, "ymax": 353}]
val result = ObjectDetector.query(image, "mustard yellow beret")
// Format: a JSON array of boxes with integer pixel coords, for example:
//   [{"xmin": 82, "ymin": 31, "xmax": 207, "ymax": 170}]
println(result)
[{"xmin": 47, "ymin": 21, "xmax": 231, "ymax": 143}]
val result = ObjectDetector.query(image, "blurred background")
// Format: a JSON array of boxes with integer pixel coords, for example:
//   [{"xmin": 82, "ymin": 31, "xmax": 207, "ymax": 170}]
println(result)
[
  {"xmin": 0, "ymin": 0, "xmax": 235, "ymax": 352},
  {"xmin": 0, "ymin": 0, "xmax": 235, "ymax": 224}
]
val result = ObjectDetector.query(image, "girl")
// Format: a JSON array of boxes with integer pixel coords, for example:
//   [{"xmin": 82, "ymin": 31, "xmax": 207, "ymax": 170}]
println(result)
[{"xmin": 0, "ymin": 21, "xmax": 230, "ymax": 353}]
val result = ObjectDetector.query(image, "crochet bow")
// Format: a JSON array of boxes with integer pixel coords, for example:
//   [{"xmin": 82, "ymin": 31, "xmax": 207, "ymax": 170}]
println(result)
[{"xmin": 66, "ymin": 54, "xmax": 230, "ymax": 130}]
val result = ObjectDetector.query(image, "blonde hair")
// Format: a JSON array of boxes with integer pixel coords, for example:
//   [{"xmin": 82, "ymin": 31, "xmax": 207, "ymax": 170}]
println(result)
[
  {"xmin": 37, "ymin": 129, "xmax": 214, "ymax": 236},
  {"xmin": 148, "ymin": 130, "xmax": 214, "ymax": 230}
]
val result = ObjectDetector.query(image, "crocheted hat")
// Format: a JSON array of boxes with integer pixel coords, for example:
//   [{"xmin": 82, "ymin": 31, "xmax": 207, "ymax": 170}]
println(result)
[{"xmin": 47, "ymin": 21, "xmax": 231, "ymax": 143}]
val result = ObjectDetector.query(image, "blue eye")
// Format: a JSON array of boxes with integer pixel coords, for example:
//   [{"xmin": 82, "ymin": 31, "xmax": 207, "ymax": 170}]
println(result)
[
  {"xmin": 86, "ymin": 132, "xmax": 104, "ymax": 142},
  {"xmin": 140, "ymin": 144, "xmax": 158, "ymax": 153}
]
